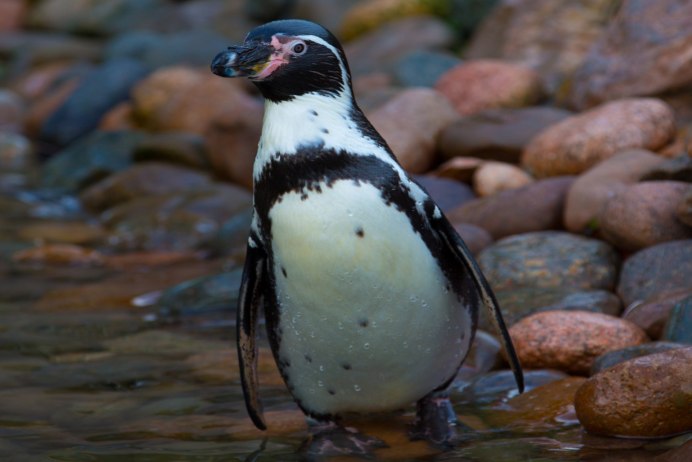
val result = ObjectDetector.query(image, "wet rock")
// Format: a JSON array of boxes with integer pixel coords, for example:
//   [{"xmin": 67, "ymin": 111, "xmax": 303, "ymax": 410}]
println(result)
[
  {"xmin": 11, "ymin": 244, "xmax": 105, "ymax": 267},
  {"xmin": 676, "ymin": 187, "xmax": 692, "ymax": 228},
  {"xmin": 0, "ymin": 0, "xmax": 27, "ymax": 32},
  {"xmin": 369, "ymin": 88, "xmax": 459, "ymax": 173},
  {"xmin": 447, "ymin": 177, "xmax": 574, "ymax": 239},
  {"xmin": 564, "ymin": 149, "xmax": 665, "ymax": 233},
  {"xmin": 0, "ymin": 132, "xmax": 34, "ymax": 190},
  {"xmin": 339, "ymin": 0, "xmax": 441, "ymax": 41},
  {"xmin": 27, "ymin": 0, "xmax": 170, "ymax": 37},
  {"xmin": 522, "ymin": 99, "xmax": 676, "ymax": 178},
  {"xmin": 352, "ymin": 72, "xmax": 398, "ymax": 113},
  {"xmin": 105, "ymin": 29, "xmax": 230, "ymax": 70},
  {"xmin": 567, "ymin": 0, "xmax": 692, "ymax": 109},
  {"xmin": 472, "ymin": 161, "xmax": 533, "ymax": 197},
  {"xmin": 538, "ymin": 289, "xmax": 621, "ymax": 316},
  {"xmin": 484, "ymin": 377, "xmax": 585, "ymax": 431},
  {"xmin": 132, "ymin": 132, "xmax": 210, "ymax": 170},
  {"xmin": 156, "ymin": 269, "xmax": 242, "ymax": 319},
  {"xmin": 104, "ymin": 250, "xmax": 202, "ymax": 270},
  {"xmin": 663, "ymin": 296, "xmax": 692, "ymax": 344},
  {"xmin": 40, "ymin": 59, "xmax": 149, "ymax": 146},
  {"xmin": 465, "ymin": 0, "xmax": 619, "ymax": 92},
  {"xmin": 464, "ymin": 330, "xmax": 502, "ymax": 374},
  {"xmin": 79, "ymin": 162, "xmax": 213, "ymax": 212},
  {"xmin": 623, "ymin": 289, "xmax": 692, "ymax": 340},
  {"xmin": 433, "ymin": 156, "xmax": 483, "ymax": 183},
  {"xmin": 479, "ymin": 231, "xmax": 619, "ymax": 292},
  {"xmin": 185, "ymin": 346, "xmax": 284, "ymax": 387},
  {"xmin": 393, "ymin": 50, "xmax": 461, "ymax": 88},
  {"xmin": 103, "ymin": 329, "xmax": 226, "ymax": 357},
  {"xmin": 345, "ymin": 17, "xmax": 455, "ymax": 77},
  {"xmin": 0, "ymin": 90, "xmax": 25, "ymax": 132},
  {"xmin": 455, "ymin": 369, "xmax": 568, "ymax": 405},
  {"xmin": 435, "ymin": 60, "xmax": 543, "ymax": 116},
  {"xmin": 575, "ymin": 347, "xmax": 692, "ymax": 438},
  {"xmin": 17, "ymin": 221, "xmax": 105, "ymax": 245},
  {"xmin": 412, "ymin": 174, "xmax": 475, "ymax": 212},
  {"xmin": 641, "ymin": 155, "xmax": 692, "ymax": 183},
  {"xmin": 453, "ymin": 223, "xmax": 493, "ymax": 256},
  {"xmin": 618, "ymin": 240, "xmax": 692, "ymax": 307},
  {"xmin": 600, "ymin": 181, "xmax": 692, "ymax": 251},
  {"xmin": 126, "ymin": 66, "xmax": 262, "ymax": 188},
  {"xmin": 591, "ymin": 342, "xmax": 688, "ymax": 375},
  {"xmin": 40, "ymin": 130, "xmax": 146, "ymax": 191},
  {"xmin": 509, "ymin": 311, "xmax": 648, "ymax": 375},
  {"xmin": 438, "ymin": 106, "xmax": 572, "ymax": 164}
]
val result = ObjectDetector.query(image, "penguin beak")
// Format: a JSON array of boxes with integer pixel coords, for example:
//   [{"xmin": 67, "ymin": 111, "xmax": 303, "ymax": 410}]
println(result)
[{"xmin": 211, "ymin": 42, "xmax": 277, "ymax": 80}]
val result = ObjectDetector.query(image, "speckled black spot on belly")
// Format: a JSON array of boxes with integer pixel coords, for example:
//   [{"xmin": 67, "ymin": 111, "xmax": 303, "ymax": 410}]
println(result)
[
  {"xmin": 281, "ymin": 266, "xmax": 288, "ymax": 278},
  {"xmin": 358, "ymin": 318, "xmax": 369, "ymax": 327},
  {"xmin": 355, "ymin": 226, "xmax": 364, "ymax": 238},
  {"xmin": 341, "ymin": 362, "xmax": 352, "ymax": 370},
  {"xmin": 304, "ymin": 354, "xmax": 312, "ymax": 363}
]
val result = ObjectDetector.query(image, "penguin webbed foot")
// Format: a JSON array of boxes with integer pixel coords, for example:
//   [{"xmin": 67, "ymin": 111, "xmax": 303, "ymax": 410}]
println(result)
[
  {"xmin": 410, "ymin": 393, "xmax": 465, "ymax": 449},
  {"xmin": 301, "ymin": 420, "xmax": 387, "ymax": 459}
]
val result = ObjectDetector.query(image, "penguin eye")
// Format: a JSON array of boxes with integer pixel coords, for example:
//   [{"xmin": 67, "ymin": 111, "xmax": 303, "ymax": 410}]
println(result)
[{"xmin": 289, "ymin": 41, "xmax": 307, "ymax": 56}]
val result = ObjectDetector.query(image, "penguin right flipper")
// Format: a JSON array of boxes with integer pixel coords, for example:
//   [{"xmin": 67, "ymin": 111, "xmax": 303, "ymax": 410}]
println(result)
[
  {"xmin": 237, "ymin": 233, "xmax": 268, "ymax": 430},
  {"xmin": 431, "ymin": 212, "xmax": 525, "ymax": 393}
]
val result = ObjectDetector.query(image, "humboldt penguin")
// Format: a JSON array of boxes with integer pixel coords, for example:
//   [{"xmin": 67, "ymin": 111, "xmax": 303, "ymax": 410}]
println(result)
[{"xmin": 211, "ymin": 19, "xmax": 523, "ymax": 453}]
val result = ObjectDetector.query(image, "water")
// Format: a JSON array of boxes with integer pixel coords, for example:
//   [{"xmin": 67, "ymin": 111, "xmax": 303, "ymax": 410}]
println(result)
[{"xmin": 0, "ymin": 180, "xmax": 685, "ymax": 460}]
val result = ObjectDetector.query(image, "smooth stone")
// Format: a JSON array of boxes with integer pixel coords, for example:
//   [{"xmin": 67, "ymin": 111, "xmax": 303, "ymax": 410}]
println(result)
[
  {"xmin": 433, "ymin": 156, "xmax": 483, "ymax": 183},
  {"xmin": 0, "ymin": 132, "xmax": 34, "ymax": 190},
  {"xmin": 412, "ymin": 174, "xmax": 475, "ymax": 212},
  {"xmin": 40, "ymin": 58, "xmax": 149, "ymax": 146},
  {"xmin": 0, "ymin": 0, "xmax": 27, "ymax": 32},
  {"xmin": 435, "ymin": 60, "xmax": 543, "ymax": 116},
  {"xmin": 641, "ymin": 154, "xmax": 692, "ymax": 182},
  {"xmin": 463, "ymin": 330, "xmax": 501, "ymax": 374},
  {"xmin": 465, "ymin": 0, "xmax": 619, "ymax": 92},
  {"xmin": 102, "ymin": 330, "xmax": 226, "ymax": 357},
  {"xmin": 478, "ymin": 231, "xmax": 619, "ymax": 292},
  {"xmin": 156, "ymin": 269, "xmax": 242, "ymax": 319},
  {"xmin": 185, "ymin": 346, "xmax": 284, "ymax": 387},
  {"xmin": 600, "ymin": 181, "xmax": 692, "ymax": 251},
  {"xmin": 79, "ymin": 162, "xmax": 213, "ymax": 212},
  {"xmin": 575, "ymin": 347, "xmax": 692, "ymax": 438},
  {"xmin": 678, "ymin": 187, "xmax": 692, "ymax": 227},
  {"xmin": 623, "ymin": 289, "xmax": 692, "ymax": 339},
  {"xmin": 522, "ymin": 98, "xmax": 676, "ymax": 178},
  {"xmin": 566, "ymin": 0, "xmax": 692, "ymax": 109},
  {"xmin": 0, "ymin": 89, "xmax": 25, "ymax": 132},
  {"xmin": 663, "ymin": 296, "xmax": 692, "ymax": 344},
  {"xmin": 0, "ymin": 32, "xmax": 102, "ymax": 75},
  {"xmin": 132, "ymin": 132, "xmax": 210, "ymax": 170},
  {"xmin": 537, "ymin": 289, "xmax": 621, "ymax": 316},
  {"xmin": 16, "ymin": 221, "xmax": 105, "ymax": 245},
  {"xmin": 617, "ymin": 240, "xmax": 692, "ymax": 307},
  {"xmin": 483, "ymin": 377, "xmax": 585, "ymax": 431},
  {"xmin": 455, "ymin": 369, "xmax": 568, "ymax": 406},
  {"xmin": 438, "ymin": 106, "xmax": 573, "ymax": 163},
  {"xmin": 207, "ymin": 207, "xmax": 253, "ymax": 257},
  {"xmin": 11, "ymin": 244, "xmax": 105, "ymax": 267},
  {"xmin": 369, "ymin": 88, "xmax": 459, "ymax": 173},
  {"xmin": 472, "ymin": 161, "xmax": 533, "ymax": 197},
  {"xmin": 453, "ymin": 223, "xmax": 493, "ymax": 256},
  {"xmin": 564, "ymin": 149, "xmax": 666, "ymax": 233},
  {"xmin": 344, "ymin": 16, "xmax": 455, "ymax": 77},
  {"xmin": 339, "ymin": 0, "xmax": 440, "ymax": 41},
  {"xmin": 40, "ymin": 130, "xmax": 146, "ymax": 192},
  {"xmin": 393, "ymin": 50, "xmax": 461, "ymax": 88},
  {"xmin": 447, "ymin": 177, "xmax": 574, "ymax": 239},
  {"xmin": 105, "ymin": 29, "xmax": 230, "ymax": 70},
  {"xmin": 509, "ymin": 310, "xmax": 648, "ymax": 375},
  {"xmin": 591, "ymin": 342, "xmax": 688, "ymax": 375}
]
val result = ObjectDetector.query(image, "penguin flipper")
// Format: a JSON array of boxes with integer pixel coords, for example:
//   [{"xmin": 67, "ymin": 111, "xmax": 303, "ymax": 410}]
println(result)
[
  {"xmin": 431, "ymin": 213, "xmax": 525, "ymax": 393},
  {"xmin": 237, "ymin": 234, "xmax": 268, "ymax": 430}
]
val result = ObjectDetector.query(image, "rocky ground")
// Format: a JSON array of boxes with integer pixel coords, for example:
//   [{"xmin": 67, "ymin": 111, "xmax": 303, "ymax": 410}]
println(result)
[{"xmin": 0, "ymin": 0, "xmax": 691, "ymax": 460}]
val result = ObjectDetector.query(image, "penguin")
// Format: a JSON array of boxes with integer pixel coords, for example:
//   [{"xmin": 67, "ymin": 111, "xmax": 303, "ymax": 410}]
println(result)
[{"xmin": 211, "ymin": 19, "xmax": 523, "ymax": 452}]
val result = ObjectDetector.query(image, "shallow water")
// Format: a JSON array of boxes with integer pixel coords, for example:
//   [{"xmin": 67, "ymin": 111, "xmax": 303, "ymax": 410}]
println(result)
[{"xmin": 0, "ymin": 183, "xmax": 687, "ymax": 461}]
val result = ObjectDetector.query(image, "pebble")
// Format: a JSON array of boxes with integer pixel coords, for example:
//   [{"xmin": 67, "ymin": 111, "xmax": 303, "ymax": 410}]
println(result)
[
  {"xmin": 663, "ymin": 296, "xmax": 692, "ymax": 344},
  {"xmin": 453, "ymin": 223, "xmax": 493, "ymax": 256},
  {"xmin": 509, "ymin": 310, "xmax": 648, "ymax": 375},
  {"xmin": 472, "ymin": 161, "xmax": 533, "ymax": 197},
  {"xmin": 0, "ymin": 0, "xmax": 27, "ymax": 32},
  {"xmin": 132, "ymin": 132, "xmax": 210, "ymax": 170},
  {"xmin": 433, "ymin": 156, "xmax": 483, "ymax": 183},
  {"xmin": 156, "ymin": 269, "xmax": 242, "ymax": 319},
  {"xmin": 564, "ymin": 149, "xmax": 665, "ymax": 232},
  {"xmin": 435, "ymin": 60, "xmax": 543, "ymax": 116},
  {"xmin": 617, "ymin": 240, "xmax": 692, "ymax": 307},
  {"xmin": 412, "ymin": 174, "xmax": 475, "ymax": 212},
  {"xmin": 567, "ymin": 0, "xmax": 692, "ymax": 109},
  {"xmin": 641, "ymin": 154, "xmax": 692, "ymax": 183},
  {"xmin": 456, "ymin": 369, "xmax": 568, "ymax": 406},
  {"xmin": 393, "ymin": 50, "xmax": 461, "ymax": 88},
  {"xmin": 339, "ymin": 0, "xmax": 440, "ymax": 41},
  {"xmin": 574, "ymin": 347, "xmax": 692, "ymax": 438},
  {"xmin": 11, "ymin": 244, "xmax": 105, "ymax": 267},
  {"xmin": 0, "ymin": 89, "xmax": 26, "ymax": 132},
  {"xmin": 623, "ymin": 289, "xmax": 692, "ymax": 340},
  {"xmin": 591, "ymin": 342, "xmax": 688, "ymax": 375},
  {"xmin": 522, "ymin": 98, "xmax": 676, "ymax": 178},
  {"xmin": 447, "ymin": 177, "xmax": 574, "ymax": 239},
  {"xmin": 600, "ymin": 181, "xmax": 692, "ymax": 251},
  {"xmin": 438, "ymin": 106, "xmax": 572, "ymax": 164},
  {"xmin": 17, "ymin": 221, "xmax": 105, "ymax": 245},
  {"xmin": 369, "ymin": 88, "xmax": 459, "ymax": 173},
  {"xmin": 678, "ymin": 187, "xmax": 692, "ymax": 228}
]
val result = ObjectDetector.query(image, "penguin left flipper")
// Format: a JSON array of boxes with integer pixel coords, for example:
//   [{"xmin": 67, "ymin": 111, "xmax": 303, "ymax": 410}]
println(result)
[
  {"xmin": 430, "ymin": 212, "xmax": 525, "ymax": 394},
  {"xmin": 237, "ymin": 234, "xmax": 268, "ymax": 430}
]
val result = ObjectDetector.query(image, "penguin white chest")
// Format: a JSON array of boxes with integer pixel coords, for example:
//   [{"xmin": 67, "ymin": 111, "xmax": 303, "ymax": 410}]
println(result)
[{"xmin": 267, "ymin": 180, "xmax": 473, "ymax": 416}]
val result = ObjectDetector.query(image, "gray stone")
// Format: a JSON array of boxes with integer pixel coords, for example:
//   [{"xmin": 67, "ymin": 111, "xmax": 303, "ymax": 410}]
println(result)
[
  {"xmin": 591, "ymin": 342, "xmax": 688, "ymax": 375},
  {"xmin": 157, "ymin": 269, "xmax": 243, "ymax": 319},
  {"xmin": 641, "ymin": 154, "xmax": 692, "ymax": 183},
  {"xmin": 393, "ymin": 50, "xmax": 461, "ymax": 88},
  {"xmin": 454, "ymin": 369, "xmax": 568, "ymax": 405},
  {"xmin": 413, "ymin": 174, "xmax": 475, "ymax": 212},
  {"xmin": 663, "ymin": 296, "xmax": 692, "ymax": 344}
]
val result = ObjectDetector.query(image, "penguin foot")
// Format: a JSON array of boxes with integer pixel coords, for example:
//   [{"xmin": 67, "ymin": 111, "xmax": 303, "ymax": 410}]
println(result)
[
  {"xmin": 410, "ymin": 393, "xmax": 459, "ymax": 448},
  {"xmin": 302, "ymin": 421, "xmax": 387, "ymax": 459}
]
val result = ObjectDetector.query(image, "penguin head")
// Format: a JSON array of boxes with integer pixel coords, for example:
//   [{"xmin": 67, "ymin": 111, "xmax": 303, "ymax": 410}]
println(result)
[{"xmin": 211, "ymin": 19, "xmax": 352, "ymax": 103}]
